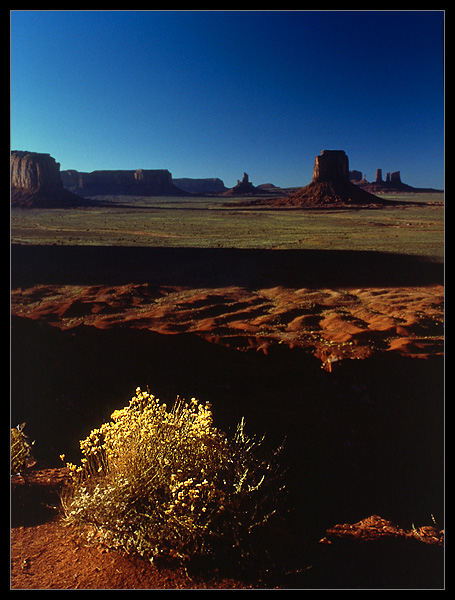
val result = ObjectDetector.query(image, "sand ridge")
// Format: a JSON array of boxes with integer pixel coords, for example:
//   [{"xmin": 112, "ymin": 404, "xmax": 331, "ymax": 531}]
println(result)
[{"xmin": 11, "ymin": 283, "xmax": 444, "ymax": 366}]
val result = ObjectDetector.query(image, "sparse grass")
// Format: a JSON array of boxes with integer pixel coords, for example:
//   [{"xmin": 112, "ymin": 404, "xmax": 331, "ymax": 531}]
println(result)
[
  {"xmin": 61, "ymin": 388, "xmax": 284, "ymax": 566},
  {"xmin": 11, "ymin": 194, "xmax": 444, "ymax": 259}
]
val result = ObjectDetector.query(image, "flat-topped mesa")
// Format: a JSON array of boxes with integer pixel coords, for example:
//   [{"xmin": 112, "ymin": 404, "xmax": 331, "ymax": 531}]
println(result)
[
  {"xmin": 173, "ymin": 177, "xmax": 227, "ymax": 194},
  {"xmin": 11, "ymin": 151, "xmax": 63, "ymax": 191},
  {"xmin": 11, "ymin": 151, "xmax": 86, "ymax": 208},
  {"xmin": 60, "ymin": 168, "xmax": 186, "ymax": 197},
  {"xmin": 375, "ymin": 169, "xmax": 384, "ymax": 184},
  {"xmin": 312, "ymin": 150, "xmax": 349, "ymax": 184}
]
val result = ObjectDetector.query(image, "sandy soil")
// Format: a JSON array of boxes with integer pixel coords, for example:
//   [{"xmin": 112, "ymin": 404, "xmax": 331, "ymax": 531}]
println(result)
[
  {"xmin": 11, "ymin": 242, "xmax": 444, "ymax": 589},
  {"xmin": 11, "ymin": 470, "xmax": 250, "ymax": 589},
  {"xmin": 11, "ymin": 469, "xmax": 443, "ymax": 589},
  {"xmin": 10, "ymin": 243, "xmax": 444, "ymax": 366},
  {"xmin": 11, "ymin": 282, "xmax": 444, "ymax": 366}
]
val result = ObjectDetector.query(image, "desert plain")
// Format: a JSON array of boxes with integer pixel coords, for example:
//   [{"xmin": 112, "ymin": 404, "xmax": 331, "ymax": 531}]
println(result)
[{"xmin": 11, "ymin": 192, "xmax": 444, "ymax": 588}]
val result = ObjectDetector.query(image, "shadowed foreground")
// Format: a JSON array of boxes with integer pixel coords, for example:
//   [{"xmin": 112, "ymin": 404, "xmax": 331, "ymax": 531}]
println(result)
[{"xmin": 11, "ymin": 244, "xmax": 443, "ymax": 289}]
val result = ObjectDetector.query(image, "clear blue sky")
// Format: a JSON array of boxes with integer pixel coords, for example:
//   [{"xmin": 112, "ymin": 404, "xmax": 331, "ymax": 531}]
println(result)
[{"xmin": 11, "ymin": 10, "xmax": 444, "ymax": 189}]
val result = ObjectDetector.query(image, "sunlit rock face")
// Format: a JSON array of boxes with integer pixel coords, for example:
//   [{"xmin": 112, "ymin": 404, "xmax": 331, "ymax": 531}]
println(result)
[
  {"xmin": 11, "ymin": 151, "xmax": 63, "ymax": 191},
  {"xmin": 11, "ymin": 150, "xmax": 84, "ymax": 208},
  {"xmin": 312, "ymin": 150, "xmax": 350, "ymax": 184}
]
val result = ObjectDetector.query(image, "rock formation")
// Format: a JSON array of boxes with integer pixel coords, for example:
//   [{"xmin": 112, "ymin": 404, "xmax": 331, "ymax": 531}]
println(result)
[
  {"xmin": 223, "ymin": 172, "xmax": 264, "ymax": 197},
  {"xmin": 268, "ymin": 150, "xmax": 385, "ymax": 207},
  {"xmin": 61, "ymin": 168, "xmax": 187, "ymax": 197},
  {"xmin": 390, "ymin": 171, "xmax": 401, "ymax": 185},
  {"xmin": 11, "ymin": 151, "xmax": 87, "ymax": 208},
  {"xmin": 256, "ymin": 183, "xmax": 283, "ymax": 193},
  {"xmin": 349, "ymin": 170, "xmax": 362, "ymax": 182},
  {"xmin": 172, "ymin": 177, "xmax": 228, "ymax": 194},
  {"xmin": 312, "ymin": 150, "xmax": 349, "ymax": 184},
  {"xmin": 11, "ymin": 150, "xmax": 61, "ymax": 190},
  {"xmin": 352, "ymin": 168, "xmax": 441, "ymax": 193}
]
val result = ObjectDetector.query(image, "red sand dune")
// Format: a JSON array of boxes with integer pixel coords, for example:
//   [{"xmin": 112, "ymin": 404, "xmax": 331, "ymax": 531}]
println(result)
[{"xmin": 11, "ymin": 283, "xmax": 444, "ymax": 367}]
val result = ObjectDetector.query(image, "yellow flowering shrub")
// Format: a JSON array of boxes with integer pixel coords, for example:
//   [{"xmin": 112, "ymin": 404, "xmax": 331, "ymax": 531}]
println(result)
[{"xmin": 61, "ymin": 388, "xmax": 284, "ymax": 564}]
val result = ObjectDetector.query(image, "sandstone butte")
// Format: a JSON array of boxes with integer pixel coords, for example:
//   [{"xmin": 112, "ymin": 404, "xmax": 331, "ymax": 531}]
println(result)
[
  {"xmin": 222, "ymin": 172, "xmax": 265, "ymax": 196},
  {"xmin": 249, "ymin": 150, "xmax": 393, "ymax": 208},
  {"xmin": 349, "ymin": 167, "xmax": 443, "ymax": 194},
  {"xmin": 11, "ymin": 151, "xmax": 86, "ymax": 208}
]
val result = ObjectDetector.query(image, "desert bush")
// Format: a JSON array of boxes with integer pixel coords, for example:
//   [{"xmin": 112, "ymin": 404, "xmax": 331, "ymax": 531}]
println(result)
[
  {"xmin": 11, "ymin": 423, "xmax": 34, "ymax": 474},
  {"xmin": 61, "ymin": 388, "xmax": 284, "ymax": 565}
]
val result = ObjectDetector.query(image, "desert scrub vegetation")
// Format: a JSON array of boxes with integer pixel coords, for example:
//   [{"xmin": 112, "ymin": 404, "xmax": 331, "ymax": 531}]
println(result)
[
  {"xmin": 11, "ymin": 423, "xmax": 34, "ymax": 474},
  {"xmin": 61, "ymin": 388, "xmax": 284, "ymax": 566}
]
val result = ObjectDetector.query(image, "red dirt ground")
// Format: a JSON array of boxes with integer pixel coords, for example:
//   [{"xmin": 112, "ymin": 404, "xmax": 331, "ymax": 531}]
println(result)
[
  {"xmin": 11, "ymin": 520, "xmax": 251, "ymax": 589},
  {"xmin": 10, "ymin": 246, "xmax": 444, "ymax": 588},
  {"xmin": 11, "ymin": 469, "xmax": 444, "ymax": 590},
  {"xmin": 11, "ymin": 283, "xmax": 444, "ymax": 366},
  {"xmin": 11, "ymin": 469, "xmax": 254, "ymax": 589}
]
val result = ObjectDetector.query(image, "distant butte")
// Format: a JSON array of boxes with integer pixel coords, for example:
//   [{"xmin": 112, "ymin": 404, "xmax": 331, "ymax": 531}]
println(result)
[
  {"xmin": 241, "ymin": 150, "xmax": 390, "ymax": 208},
  {"xmin": 350, "ymin": 168, "xmax": 443, "ymax": 194},
  {"xmin": 222, "ymin": 172, "xmax": 264, "ymax": 196}
]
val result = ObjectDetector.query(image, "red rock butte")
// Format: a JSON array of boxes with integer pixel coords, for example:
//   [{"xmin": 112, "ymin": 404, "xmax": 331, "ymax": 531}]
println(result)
[
  {"xmin": 11, "ymin": 151, "xmax": 86, "ymax": 208},
  {"xmin": 222, "ymin": 172, "xmax": 264, "ymax": 196},
  {"xmin": 266, "ymin": 150, "xmax": 390, "ymax": 207}
]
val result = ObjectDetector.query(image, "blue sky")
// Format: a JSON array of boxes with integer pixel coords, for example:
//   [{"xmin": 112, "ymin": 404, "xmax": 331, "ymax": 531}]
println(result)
[{"xmin": 11, "ymin": 10, "xmax": 444, "ymax": 189}]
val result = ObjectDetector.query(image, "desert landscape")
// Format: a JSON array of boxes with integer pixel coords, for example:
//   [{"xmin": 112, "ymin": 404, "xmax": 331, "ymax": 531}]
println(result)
[{"xmin": 10, "ymin": 147, "xmax": 444, "ymax": 588}]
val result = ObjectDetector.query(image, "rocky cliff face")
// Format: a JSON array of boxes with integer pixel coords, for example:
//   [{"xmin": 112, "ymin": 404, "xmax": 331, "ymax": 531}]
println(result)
[
  {"xmin": 11, "ymin": 151, "xmax": 62, "ymax": 190},
  {"xmin": 11, "ymin": 151, "xmax": 86, "ymax": 208},
  {"xmin": 61, "ymin": 168, "xmax": 187, "ymax": 197},
  {"xmin": 312, "ymin": 150, "xmax": 349, "ymax": 184}
]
